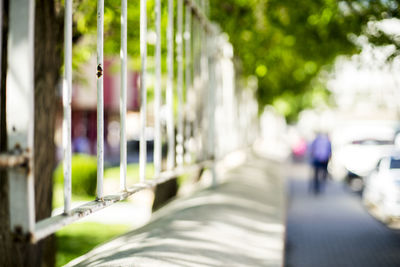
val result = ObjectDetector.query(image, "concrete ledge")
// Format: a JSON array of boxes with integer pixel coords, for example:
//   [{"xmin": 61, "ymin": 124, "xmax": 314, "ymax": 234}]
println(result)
[{"xmin": 66, "ymin": 152, "xmax": 286, "ymax": 267}]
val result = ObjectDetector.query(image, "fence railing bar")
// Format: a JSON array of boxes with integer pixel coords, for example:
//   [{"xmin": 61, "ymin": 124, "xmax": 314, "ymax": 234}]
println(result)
[
  {"xmin": 139, "ymin": 0, "xmax": 147, "ymax": 182},
  {"xmin": 154, "ymin": 0, "xmax": 162, "ymax": 176},
  {"xmin": 6, "ymin": 0, "xmax": 36, "ymax": 235},
  {"xmin": 176, "ymin": 0, "xmax": 184, "ymax": 167},
  {"xmin": 96, "ymin": 0, "xmax": 104, "ymax": 200},
  {"xmin": 34, "ymin": 160, "xmax": 212, "ymax": 243},
  {"xmin": 184, "ymin": 0, "xmax": 215, "ymax": 34},
  {"xmin": 63, "ymin": 0, "xmax": 73, "ymax": 214},
  {"xmin": 200, "ymin": 26, "xmax": 208, "ymax": 160},
  {"xmin": 207, "ymin": 34, "xmax": 217, "ymax": 185},
  {"xmin": 120, "ymin": 0, "xmax": 127, "ymax": 190},
  {"xmin": 0, "ymin": 152, "xmax": 28, "ymax": 168},
  {"xmin": 204, "ymin": 0, "xmax": 210, "ymax": 17},
  {"xmin": 184, "ymin": 4, "xmax": 192, "ymax": 164},
  {"xmin": 200, "ymin": 0, "xmax": 204, "ymax": 12},
  {"xmin": 6, "ymin": 0, "xmax": 248, "ymax": 243},
  {"xmin": 166, "ymin": 0, "xmax": 175, "ymax": 170},
  {"xmin": 192, "ymin": 19, "xmax": 201, "ymax": 162}
]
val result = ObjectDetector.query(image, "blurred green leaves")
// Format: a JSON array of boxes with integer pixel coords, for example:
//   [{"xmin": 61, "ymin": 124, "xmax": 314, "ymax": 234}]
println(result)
[
  {"xmin": 68, "ymin": 0, "xmax": 400, "ymax": 120},
  {"xmin": 53, "ymin": 154, "xmax": 98, "ymax": 199},
  {"xmin": 210, "ymin": 0, "xmax": 400, "ymax": 120}
]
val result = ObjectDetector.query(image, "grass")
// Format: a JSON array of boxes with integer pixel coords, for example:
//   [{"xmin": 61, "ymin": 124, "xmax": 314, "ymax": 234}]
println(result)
[
  {"xmin": 54, "ymin": 162, "xmax": 194, "ymax": 266},
  {"xmin": 53, "ymin": 184, "xmax": 94, "ymax": 209},
  {"xmin": 103, "ymin": 163, "xmax": 154, "ymax": 183},
  {"xmin": 56, "ymin": 222, "xmax": 130, "ymax": 267},
  {"xmin": 53, "ymin": 163, "xmax": 155, "ymax": 208},
  {"xmin": 53, "ymin": 164, "xmax": 154, "ymax": 266}
]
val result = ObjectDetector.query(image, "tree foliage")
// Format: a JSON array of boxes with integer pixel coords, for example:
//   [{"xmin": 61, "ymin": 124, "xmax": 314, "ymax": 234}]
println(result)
[
  {"xmin": 210, "ymin": 0, "xmax": 400, "ymax": 119},
  {"xmin": 72, "ymin": 0, "xmax": 172, "ymax": 72},
  {"xmin": 70, "ymin": 0, "xmax": 400, "ymax": 120}
]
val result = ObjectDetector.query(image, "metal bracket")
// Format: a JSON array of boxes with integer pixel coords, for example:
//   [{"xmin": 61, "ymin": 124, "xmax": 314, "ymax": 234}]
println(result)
[
  {"xmin": 0, "ymin": 150, "xmax": 29, "ymax": 169},
  {"xmin": 12, "ymin": 225, "xmax": 34, "ymax": 243}
]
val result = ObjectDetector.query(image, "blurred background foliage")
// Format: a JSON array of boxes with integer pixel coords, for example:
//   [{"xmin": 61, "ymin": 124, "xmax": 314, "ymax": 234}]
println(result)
[
  {"xmin": 71, "ymin": 0, "xmax": 169, "ymax": 75},
  {"xmin": 53, "ymin": 155, "xmax": 154, "ymax": 207},
  {"xmin": 70, "ymin": 0, "xmax": 400, "ymax": 121},
  {"xmin": 210, "ymin": 0, "xmax": 400, "ymax": 120},
  {"xmin": 53, "ymin": 154, "xmax": 97, "ymax": 205}
]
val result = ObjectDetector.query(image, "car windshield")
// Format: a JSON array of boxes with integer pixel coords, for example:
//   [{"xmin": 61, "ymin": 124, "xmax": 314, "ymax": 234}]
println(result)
[{"xmin": 390, "ymin": 158, "xmax": 400, "ymax": 169}]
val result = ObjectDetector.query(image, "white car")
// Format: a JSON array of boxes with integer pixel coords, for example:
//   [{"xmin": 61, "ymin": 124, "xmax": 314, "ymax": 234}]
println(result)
[
  {"xmin": 329, "ymin": 123, "xmax": 397, "ymax": 191},
  {"xmin": 363, "ymin": 155, "xmax": 400, "ymax": 221}
]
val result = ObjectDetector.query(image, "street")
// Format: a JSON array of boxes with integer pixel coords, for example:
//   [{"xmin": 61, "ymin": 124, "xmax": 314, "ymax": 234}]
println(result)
[{"xmin": 285, "ymin": 162, "xmax": 400, "ymax": 267}]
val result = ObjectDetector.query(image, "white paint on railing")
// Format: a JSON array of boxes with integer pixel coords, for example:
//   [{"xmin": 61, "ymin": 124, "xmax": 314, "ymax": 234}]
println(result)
[
  {"xmin": 166, "ymin": 0, "xmax": 175, "ymax": 170},
  {"xmin": 6, "ymin": 0, "xmax": 36, "ymax": 235},
  {"xmin": 154, "ymin": 0, "xmax": 162, "ymax": 176},
  {"xmin": 63, "ymin": 0, "xmax": 73, "ymax": 214},
  {"xmin": 192, "ymin": 20, "xmax": 201, "ymax": 162},
  {"xmin": 200, "ymin": 27, "xmax": 209, "ymax": 160},
  {"xmin": 184, "ymin": 0, "xmax": 215, "ymax": 35},
  {"xmin": 184, "ymin": 5, "xmax": 192, "ymax": 164},
  {"xmin": 139, "ymin": 0, "xmax": 147, "ymax": 182},
  {"xmin": 176, "ymin": 0, "xmax": 184, "ymax": 167},
  {"xmin": 207, "ymin": 33, "xmax": 217, "ymax": 185},
  {"xmin": 33, "ymin": 161, "xmax": 210, "ymax": 242},
  {"xmin": 120, "ymin": 0, "xmax": 127, "ymax": 190},
  {"xmin": 96, "ymin": 0, "xmax": 104, "ymax": 200}
]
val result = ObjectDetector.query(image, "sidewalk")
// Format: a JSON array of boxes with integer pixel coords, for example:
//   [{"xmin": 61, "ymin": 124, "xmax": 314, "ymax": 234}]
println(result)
[{"xmin": 66, "ymin": 150, "xmax": 286, "ymax": 267}]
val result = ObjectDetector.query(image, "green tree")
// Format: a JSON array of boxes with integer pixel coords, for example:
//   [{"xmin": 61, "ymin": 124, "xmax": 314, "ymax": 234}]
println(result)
[{"xmin": 210, "ymin": 0, "xmax": 400, "ymax": 120}]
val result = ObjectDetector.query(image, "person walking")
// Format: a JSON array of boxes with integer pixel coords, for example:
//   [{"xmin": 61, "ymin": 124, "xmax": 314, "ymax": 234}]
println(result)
[{"xmin": 310, "ymin": 132, "xmax": 332, "ymax": 194}]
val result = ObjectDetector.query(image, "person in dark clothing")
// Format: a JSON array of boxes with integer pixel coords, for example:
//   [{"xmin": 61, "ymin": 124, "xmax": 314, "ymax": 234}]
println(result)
[{"xmin": 310, "ymin": 132, "xmax": 332, "ymax": 194}]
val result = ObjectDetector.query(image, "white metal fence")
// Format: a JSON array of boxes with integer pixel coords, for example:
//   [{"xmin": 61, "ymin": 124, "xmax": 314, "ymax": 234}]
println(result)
[{"xmin": 3, "ymin": 0, "xmax": 258, "ymax": 243}]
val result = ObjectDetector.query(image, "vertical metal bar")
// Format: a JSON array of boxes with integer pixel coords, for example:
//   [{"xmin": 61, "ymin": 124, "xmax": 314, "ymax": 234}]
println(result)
[
  {"xmin": 6, "ymin": 0, "xmax": 35, "ymax": 234},
  {"xmin": 120, "ymin": 0, "xmax": 127, "ymax": 190},
  {"xmin": 200, "ymin": 26, "xmax": 208, "ymax": 161},
  {"xmin": 207, "ymin": 32, "xmax": 217, "ymax": 186},
  {"xmin": 192, "ymin": 18, "xmax": 200, "ymax": 162},
  {"xmin": 197, "ymin": 22, "xmax": 203, "ymax": 162},
  {"xmin": 154, "ymin": 0, "xmax": 162, "ymax": 176},
  {"xmin": 198, "ymin": 24, "xmax": 204, "ymax": 161},
  {"xmin": 97, "ymin": 0, "xmax": 104, "ymax": 200},
  {"xmin": 205, "ymin": 30, "xmax": 212, "ymax": 159},
  {"xmin": 139, "ymin": 0, "xmax": 147, "ymax": 182},
  {"xmin": 166, "ymin": 0, "xmax": 175, "ymax": 170},
  {"xmin": 63, "ymin": 0, "xmax": 73, "ymax": 214},
  {"xmin": 198, "ymin": 22, "xmax": 204, "ymax": 162},
  {"xmin": 184, "ymin": 5, "xmax": 191, "ymax": 164},
  {"xmin": 176, "ymin": 0, "xmax": 184, "ymax": 167},
  {"xmin": 205, "ymin": 0, "xmax": 210, "ymax": 17}
]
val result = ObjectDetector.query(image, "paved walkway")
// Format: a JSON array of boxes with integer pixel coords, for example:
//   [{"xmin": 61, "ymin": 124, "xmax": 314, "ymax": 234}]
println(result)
[
  {"xmin": 285, "ymin": 162, "xmax": 400, "ymax": 267},
  {"xmin": 66, "ymin": 151, "xmax": 286, "ymax": 267}
]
